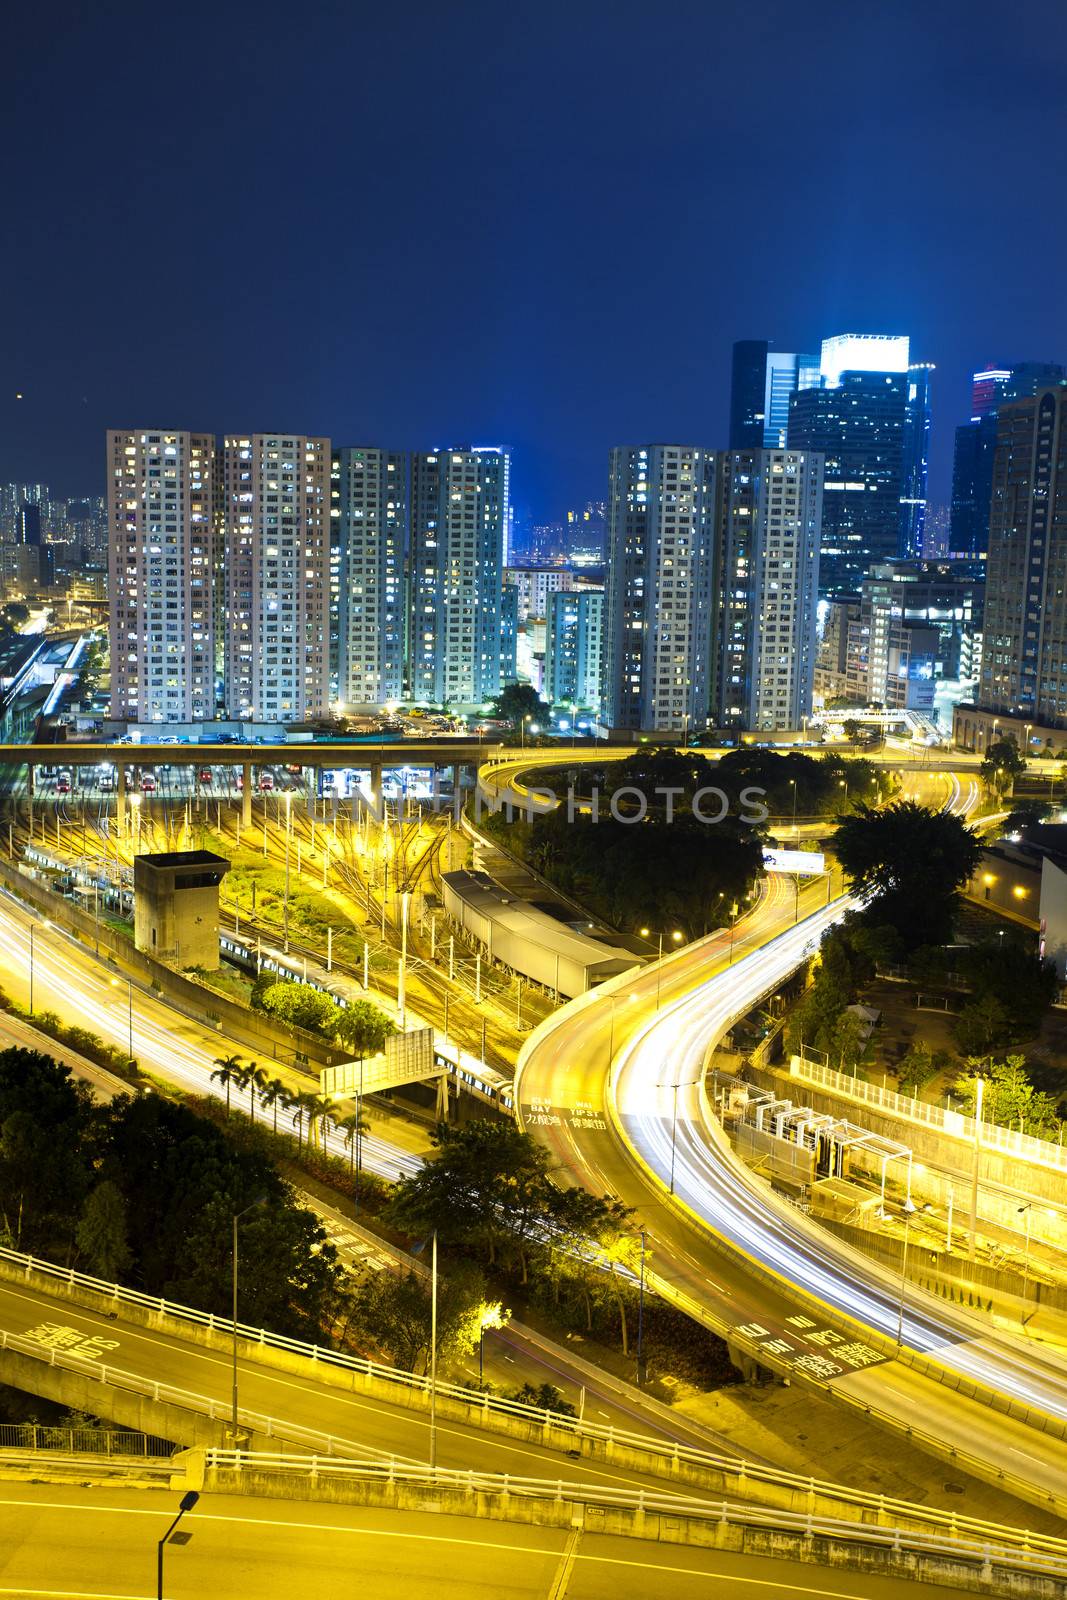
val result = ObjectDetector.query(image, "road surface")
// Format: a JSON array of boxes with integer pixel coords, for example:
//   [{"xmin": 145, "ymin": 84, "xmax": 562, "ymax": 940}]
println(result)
[{"xmin": 0, "ymin": 1482, "xmax": 1000, "ymax": 1600}]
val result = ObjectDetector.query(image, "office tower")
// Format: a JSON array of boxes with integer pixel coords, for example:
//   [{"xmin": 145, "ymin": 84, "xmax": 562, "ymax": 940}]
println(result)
[
  {"xmin": 980, "ymin": 389, "xmax": 1067, "ymax": 726},
  {"xmin": 950, "ymin": 361, "xmax": 1066, "ymax": 558},
  {"xmin": 922, "ymin": 503, "xmax": 950, "ymax": 559},
  {"xmin": 900, "ymin": 363, "xmax": 934, "ymax": 558},
  {"xmin": 788, "ymin": 365, "xmax": 907, "ymax": 596},
  {"xmin": 331, "ymin": 447, "xmax": 406, "ymax": 709},
  {"xmin": 729, "ymin": 342, "xmax": 820, "ymax": 450},
  {"xmin": 408, "ymin": 446, "xmax": 509, "ymax": 706},
  {"xmin": 714, "ymin": 449, "xmax": 822, "ymax": 731},
  {"xmin": 106, "ymin": 429, "xmax": 216, "ymax": 723},
  {"xmin": 565, "ymin": 501, "xmax": 607, "ymax": 563},
  {"xmin": 221, "ymin": 434, "xmax": 330, "ymax": 723},
  {"xmin": 545, "ymin": 588, "xmax": 604, "ymax": 712},
  {"xmin": 602, "ymin": 445, "xmax": 717, "ymax": 734},
  {"xmin": 16, "ymin": 501, "xmax": 41, "ymax": 547}
]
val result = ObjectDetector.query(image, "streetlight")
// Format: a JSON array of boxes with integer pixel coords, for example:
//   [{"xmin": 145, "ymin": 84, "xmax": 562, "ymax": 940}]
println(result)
[
  {"xmin": 639, "ymin": 927, "xmax": 683, "ymax": 1009},
  {"xmin": 969, "ymin": 1073, "xmax": 985, "ymax": 1263},
  {"xmin": 130, "ymin": 791, "xmax": 141, "ymax": 853},
  {"xmin": 1017, "ymin": 1203, "xmax": 1035, "ymax": 1320},
  {"xmin": 398, "ymin": 889, "xmax": 410, "ymax": 1026},
  {"xmin": 231, "ymin": 1195, "xmax": 267, "ymax": 1441},
  {"xmin": 282, "ymin": 791, "xmax": 293, "ymax": 952},
  {"xmin": 895, "ymin": 1200, "xmax": 931, "ymax": 1352},
  {"xmin": 28, "ymin": 920, "xmax": 51, "ymax": 1015},
  {"xmin": 659, "ymin": 1076, "xmax": 690, "ymax": 1195},
  {"xmin": 110, "ymin": 975, "xmax": 134, "ymax": 1061},
  {"xmin": 607, "ymin": 992, "xmax": 639, "ymax": 1064},
  {"xmin": 635, "ymin": 1228, "xmax": 647, "ymax": 1384},
  {"xmin": 157, "ymin": 1490, "xmax": 199, "ymax": 1600}
]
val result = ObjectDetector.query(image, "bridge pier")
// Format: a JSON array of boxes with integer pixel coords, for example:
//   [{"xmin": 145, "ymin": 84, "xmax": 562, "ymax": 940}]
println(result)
[
  {"xmin": 241, "ymin": 762, "xmax": 252, "ymax": 830},
  {"xmin": 368, "ymin": 763, "xmax": 384, "ymax": 822}
]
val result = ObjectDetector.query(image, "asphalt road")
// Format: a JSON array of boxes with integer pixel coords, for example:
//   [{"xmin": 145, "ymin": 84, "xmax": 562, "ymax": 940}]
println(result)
[
  {"xmin": 0, "ymin": 1275, "xmax": 753, "ymax": 1498},
  {"xmin": 0, "ymin": 1483, "xmax": 998, "ymax": 1600},
  {"xmin": 512, "ymin": 774, "xmax": 1067, "ymax": 1513}
]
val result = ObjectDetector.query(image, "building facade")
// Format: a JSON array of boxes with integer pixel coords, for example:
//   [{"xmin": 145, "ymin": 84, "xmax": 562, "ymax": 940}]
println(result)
[
  {"xmin": 980, "ymin": 389, "xmax": 1067, "ymax": 728},
  {"xmin": 714, "ymin": 449, "xmax": 822, "ymax": 731},
  {"xmin": 503, "ymin": 564, "xmax": 574, "ymax": 621},
  {"xmin": 408, "ymin": 447, "xmax": 508, "ymax": 706},
  {"xmin": 221, "ymin": 434, "xmax": 331, "ymax": 723},
  {"xmin": 544, "ymin": 588, "xmax": 604, "ymax": 713},
  {"xmin": 331, "ymin": 447, "xmax": 406, "ymax": 709},
  {"xmin": 787, "ymin": 371, "xmax": 907, "ymax": 595},
  {"xmin": 602, "ymin": 445, "xmax": 717, "ymax": 734},
  {"xmin": 106, "ymin": 429, "xmax": 217, "ymax": 722}
]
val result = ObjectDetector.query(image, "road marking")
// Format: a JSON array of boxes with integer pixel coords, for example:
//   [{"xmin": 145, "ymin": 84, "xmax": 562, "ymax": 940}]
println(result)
[
  {"xmin": 0, "ymin": 1495, "xmax": 938, "ymax": 1596},
  {"xmin": 547, "ymin": 1526, "xmax": 582, "ymax": 1598}
]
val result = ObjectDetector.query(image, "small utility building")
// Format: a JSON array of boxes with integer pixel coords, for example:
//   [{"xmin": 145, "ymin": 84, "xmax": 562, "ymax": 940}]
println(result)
[{"xmin": 134, "ymin": 850, "xmax": 230, "ymax": 969}]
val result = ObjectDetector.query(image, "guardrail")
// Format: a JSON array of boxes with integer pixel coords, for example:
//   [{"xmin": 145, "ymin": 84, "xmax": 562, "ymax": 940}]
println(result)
[
  {"xmin": 1, "ymin": 1242, "xmax": 1063, "ymax": 1541},
  {"xmin": 202, "ymin": 1450, "xmax": 1067, "ymax": 1583},
  {"xmin": 0, "ymin": 1326, "xmax": 380, "ymax": 1459},
  {"xmin": 789, "ymin": 1053, "xmax": 1067, "ymax": 1174},
  {"xmin": 0, "ymin": 1422, "xmax": 172, "ymax": 1456}
]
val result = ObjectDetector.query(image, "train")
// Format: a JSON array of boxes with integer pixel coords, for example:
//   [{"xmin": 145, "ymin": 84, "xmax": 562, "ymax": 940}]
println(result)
[{"xmin": 218, "ymin": 926, "xmax": 512, "ymax": 1111}]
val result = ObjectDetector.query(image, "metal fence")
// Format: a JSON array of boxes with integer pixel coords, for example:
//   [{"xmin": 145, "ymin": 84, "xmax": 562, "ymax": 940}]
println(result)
[
  {"xmin": 203, "ymin": 1450, "xmax": 1067, "ymax": 1580},
  {"xmin": 0, "ymin": 1422, "xmax": 172, "ymax": 1456},
  {"xmin": 0, "ymin": 1244, "xmax": 1061, "ymax": 1545},
  {"xmin": 789, "ymin": 1052, "xmax": 1067, "ymax": 1174}
]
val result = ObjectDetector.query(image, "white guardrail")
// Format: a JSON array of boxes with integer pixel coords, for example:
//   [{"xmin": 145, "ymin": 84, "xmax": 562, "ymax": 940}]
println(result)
[
  {"xmin": 790, "ymin": 1054, "xmax": 1067, "ymax": 1174},
  {"xmin": 203, "ymin": 1450, "xmax": 1067, "ymax": 1579},
  {"xmin": 0, "ymin": 1243, "xmax": 1062, "ymax": 1550}
]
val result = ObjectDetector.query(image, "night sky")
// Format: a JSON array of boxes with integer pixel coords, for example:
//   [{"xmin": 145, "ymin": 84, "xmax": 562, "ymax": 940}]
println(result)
[{"xmin": 4, "ymin": 0, "xmax": 1066, "ymax": 518}]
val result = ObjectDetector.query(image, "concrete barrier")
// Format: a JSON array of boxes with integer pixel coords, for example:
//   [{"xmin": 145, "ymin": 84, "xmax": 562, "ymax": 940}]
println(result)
[{"xmin": 195, "ymin": 1454, "xmax": 1067, "ymax": 1599}]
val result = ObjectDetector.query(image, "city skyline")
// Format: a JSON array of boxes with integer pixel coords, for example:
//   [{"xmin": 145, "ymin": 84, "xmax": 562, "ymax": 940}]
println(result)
[{"xmin": 4, "ymin": 0, "xmax": 1067, "ymax": 518}]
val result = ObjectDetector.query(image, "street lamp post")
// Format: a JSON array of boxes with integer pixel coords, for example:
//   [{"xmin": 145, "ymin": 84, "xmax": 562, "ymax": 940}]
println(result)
[
  {"xmin": 231, "ymin": 1196, "xmax": 266, "ymax": 1441},
  {"xmin": 659, "ymin": 1076, "xmax": 689, "ymax": 1196},
  {"xmin": 895, "ymin": 1201, "xmax": 930, "ymax": 1352},
  {"xmin": 969, "ymin": 1075, "xmax": 985, "ymax": 1263},
  {"xmin": 282, "ymin": 791, "xmax": 292, "ymax": 953},
  {"xmin": 636, "ymin": 1229, "xmax": 647, "ymax": 1384},
  {"xmin": 157, "ymin": 1490, "xmax": 199, "ymax": 1600},
  {"xmin": 1018, "ymin": 1203, "xmax": 1034, "ymax": 1320},
  {"xmin": 398, "ymin": 890, "xmax": 410, "ymax": 1026}
]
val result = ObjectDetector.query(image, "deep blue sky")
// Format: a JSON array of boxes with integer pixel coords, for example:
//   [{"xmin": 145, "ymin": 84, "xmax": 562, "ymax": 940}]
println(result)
[{"xmin": 3, "ymin": 0, "xmax": 1066, "ymax": 518}]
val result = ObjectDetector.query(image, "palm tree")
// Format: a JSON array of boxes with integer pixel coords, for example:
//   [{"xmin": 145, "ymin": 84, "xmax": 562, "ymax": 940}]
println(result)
[
  {"xmin": 259, "ymin": 1076, "xmax": 289, "ymax": 1135},
  {"xmin": 210, "ymin": 1054, "xmax": 242, "ymax": 1117},
  {"xmin": 301, "ymin": 1094, "xmax": 334, "ymax": 1151},
  {"xmin": 245, "ymin": 1063, "xmax": 268, "ymax": 1122},
  {"xmin": 337, "ymin": 1109, "xmax": 369, "ymax": 1177},
  {"xmin": 290, "ymin": 1090, "xmax": 310, "ymax": 1153}
]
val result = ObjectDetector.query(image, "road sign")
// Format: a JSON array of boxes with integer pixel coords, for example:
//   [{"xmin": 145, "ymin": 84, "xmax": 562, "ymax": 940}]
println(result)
[{"xmin": 320, "ymin": 1025, "xmax": 440, "ymax": 1097}]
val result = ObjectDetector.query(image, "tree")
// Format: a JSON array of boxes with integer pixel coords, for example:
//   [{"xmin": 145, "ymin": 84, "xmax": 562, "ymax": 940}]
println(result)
[
  {"xmin": 828, "ymin": 1009, "xmax": 869, "ymax": 1076},
  {"xmin": 954, "ymin": 994, "xmax": 1012, "ymax": 1055},
  {"xmin": 897, "ymin": 1040, "xmax": 939, "ymax": 1096},
  {"xmin": 959, "ymin": 938, "xmax": 1058, "ymax": 1046},
  {"xmin": 211, "ymin": 1054, "xmax": 242, "ymax": 1117},
  {"xmin": 336, "ymin": 1000, "xmax": 395, "ymax": 1062},
  {"xmin": 954, "ymin": 1056, "xmax": 1061, "ymax": 1138},
  {"xmin": 347, "ymin": 1260, "xmax": 491, "ymax": 1373},
  {"xmin": 981, "ymin": 737, "xmax": 1026, "ymax": 796},
  {"xmin": 255, "ymin": 981, "xmax": 342, "ymax": 1036},
  {"xmin": 76, "ymin": 1181, "xmax": 132, "ymax": 1280},
  {"xmin": 337, "ymin": 1110, "xmax": 370, "ymax": 1177},
  {"xmin": 832, "ymin": 802, "xmax": 982, "ymax": 944},
  {"xmin": 491, "ymin": 682, "xmax": 549, "ymax": 734},
  {"xmin": 258, "ymin": 1077, "xmax": 289, "ymax": 1135}
]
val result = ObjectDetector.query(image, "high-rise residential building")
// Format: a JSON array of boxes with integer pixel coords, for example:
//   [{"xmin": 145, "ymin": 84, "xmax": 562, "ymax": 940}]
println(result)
[
  {"xmin": 980, "ymin": 388, "xmax": 1067, "ymax": 728},
  {"xmin": 788, "ymin": 369, "xmax": 907, "ymax": 595},
  {"xmin": 900, "ymin": 362, "xmax": 935, "ymax": 559},
  {"xmin": 221, "ymin": 434, "xmax": 330, "ymax": 723},
  {"xmin": 565, "ymin": 501, "xmax": 607, "ymax": 563},
  {"xmin": 106, "ymin": 429, "xmax": 217, "ymax": 723},
  {"xmin": 331, "ymin": 447, "xmax": 406, "ymax": 709},
  {"xmin": 714, "ymin": 449, "xmax": 822, "ymax": 731},
  {"xmin": 950, "ymin": 361, "xmax": 1066, "ymax": 558},
  {"xmin": 503, "ymin": 564, "xmax": 574, "ymax": 622},
  {"xmin": 602, "ymin": 445, "xmax": 717, "ymax": 734},
  {"xmin": 499, "ymin": 583, "xmax": 519, "ymax": 685},
  {"xmin": 545, "ymin": 588, "xmax": 604, "ymax": 713},
  {"xmin": 408, "ymin": 446, "xmax": 509, "ymax": 706},
  {"xmin": 729, "ymin": 342, "xmax": 820, "ymax": 450}
]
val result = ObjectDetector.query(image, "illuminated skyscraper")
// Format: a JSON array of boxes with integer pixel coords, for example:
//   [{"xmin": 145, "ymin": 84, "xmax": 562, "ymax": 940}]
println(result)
[
  {"xmin": 221, "ymin": 434, "xmax": 331, "ymax": 722},
  {"xmin": 545, "ymin": 588, "xmax": 604, "ymax": 713},
  {"xmin": 332, "ymin": 447, "xmax": 406, "ymax": 708},
  {"xmin": 408, "ymin": 446, "xmax": 509, "ymax": 706},
  {"xmin": 714, "ymin": 449, "xmax": 822, "ymax": 731},
  {"xmin": 900, "ymin": 362, "xmax": 934, "ymax": 559},
  {"xmin": 950, "ymin": 362, "xmax": 1065, "ymax": 558},
  {"xmin": 106, "ymin": 429, "xmax": 217, "ymax": 722},
  {"xmin": 980, "ymin": 388, "xmax": 1067, "ymax": 728},
  {"xmin": 602, "ymin": 445, "xmax": 717, "ymax": 734}
]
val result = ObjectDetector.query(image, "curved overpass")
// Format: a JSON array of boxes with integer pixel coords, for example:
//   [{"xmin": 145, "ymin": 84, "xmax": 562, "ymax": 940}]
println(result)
[{"xmin": 509, "ymin": 759, "xmax": 1067, "ymax": 1511}]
